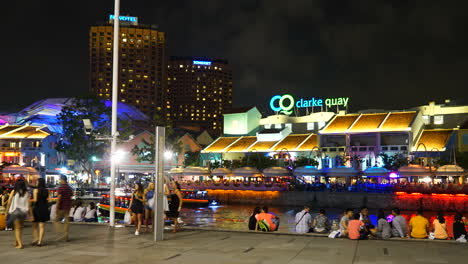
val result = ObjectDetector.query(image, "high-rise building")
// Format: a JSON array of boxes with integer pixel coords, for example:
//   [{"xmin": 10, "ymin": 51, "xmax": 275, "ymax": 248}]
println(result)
[
  {"xmin": 167, "ymin": 57, "xmax": 233, "ymax": 135},
  {"xmin": 89, "ymin": 15, "xmax": 166, "ymax": 119}
]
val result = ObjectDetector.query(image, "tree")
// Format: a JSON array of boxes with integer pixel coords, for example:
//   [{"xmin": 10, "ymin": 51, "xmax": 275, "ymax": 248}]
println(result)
[
  {"xmin": 184, "ymin": 151, "xmax": 201, "ymax": 167},
  {"xmin": 294, "ymin": 156, "xmax": 319, "ymax": 168},
  {"xmin": 56, "ymin": 96, "xmax": 133, "ymax": 180},
  {"xmin": 378, "ymin": 153, "xmax": 409, "ymax": 171}
]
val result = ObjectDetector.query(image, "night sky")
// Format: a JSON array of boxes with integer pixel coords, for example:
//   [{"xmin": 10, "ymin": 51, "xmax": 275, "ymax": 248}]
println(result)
[{"xmin": 2, "ymin": 0, "xmax": 467, "ymax": 113}]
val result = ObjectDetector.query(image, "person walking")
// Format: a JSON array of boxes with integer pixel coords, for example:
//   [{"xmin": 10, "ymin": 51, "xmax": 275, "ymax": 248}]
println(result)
[
  {"xmin": 5, "ymin": 179, "xmax": 30, "ymax": 249},
  {"xmin": 144, "ymin": 182, "xmax": 155, "ymax": 232},
  {"xmin": 128, "ymin": 182, "xmax": 144, "ymax": 235},
  {"xmin": 409, "ymin": 210, "xmax": 429, "ymax": 239},
  {"xmin": 167, "ymin": 181, "xmax": 183, "ymax": 233},
  {"xmin": 54, "ymin": 175, "xmax": 73, "ymax": 242},
  {"xmin": 295, "ymin": 205, "xmax": 312, "ymax": 234},
  {"xmin": 391, "ymin": 207, "xmax": 407, "ymax": 238},
  {"xmin": 31, "ymin": 178, "xmax": 49, "ymax": 247},
  {"xmin": 1, "ymin": 186, "xmax": 13, "ymax": 231},
  {"xmin": 433, "ymin": 212, "xmax": 448, "ymax": 240}
]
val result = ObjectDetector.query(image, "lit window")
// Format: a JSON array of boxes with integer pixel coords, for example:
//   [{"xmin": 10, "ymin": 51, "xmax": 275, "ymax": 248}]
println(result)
[
  {"xmin": 318, "ymin": 121, "xmax": 326, "ymax": 129},
  {"xmin": 121, "ymin": 99, "xmax": 126, "ymax": 102},
  {"xmin": 307, "ymin": 123, "xmax": 315, "ymax": 130},
  {"xmin": 120, "ymin": 89, "xmax": 125, "ymax": 93},
  {"xmin": 264, "ymin": 124, "xmax": 271, "ymax": 129},
  {"xmin": 275, "ymin": 124, "xmax": 282, "ymax": 129},
  {"xmin": 422, "ymin": 115, "xmax": 430, "ymax": 125},
  {"xmin": 122, "ymin": 38, "xmax": 127, "ymax": 42},
  {"xmin": 434, "ymin": 115, "xmax": 444, "ymax": 125},
  {"xmin": 179, "ymin": 65, "xmax": 183, "ymax": 68}
]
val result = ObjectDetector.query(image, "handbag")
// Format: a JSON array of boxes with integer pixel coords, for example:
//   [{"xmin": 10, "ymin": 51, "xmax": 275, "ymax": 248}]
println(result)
[
  {"xmin": 124, "ymin": 211, "xmax": 131, "ymax": 225},
  {"xmin": 147, "ymin": 197, "xmax": 155, "ymax": 210}
]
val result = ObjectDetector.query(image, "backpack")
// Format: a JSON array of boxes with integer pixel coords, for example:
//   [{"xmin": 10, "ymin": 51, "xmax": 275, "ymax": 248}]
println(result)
[{"xmin": 257, "ymin": 219, "xmax": 270, "ymax": 232}]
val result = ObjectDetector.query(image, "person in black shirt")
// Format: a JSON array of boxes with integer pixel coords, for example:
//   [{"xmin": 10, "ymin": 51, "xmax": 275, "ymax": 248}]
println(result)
[
  {"xmin": 248, "ymin": 207, "xmax": 261, "ymax": 230},
  {"xmin": 453, "ymin": 213, "xmax": 467, "ymax": 240}
]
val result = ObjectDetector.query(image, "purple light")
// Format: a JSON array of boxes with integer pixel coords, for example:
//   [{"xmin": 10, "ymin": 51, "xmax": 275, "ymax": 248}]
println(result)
[{"xmin": 389, "ymin": 172, "xmax": 399, "ymax": 178}]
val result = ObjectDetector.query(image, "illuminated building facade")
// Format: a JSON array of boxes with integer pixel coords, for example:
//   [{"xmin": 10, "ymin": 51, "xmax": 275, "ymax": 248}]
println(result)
[
  {"xmin": 89, "ymin": 15, "xmax": 166, "ymax": 118},
  {"xmin": 166, "ymin": 57, "xmax": 233, "ymax": 135}
]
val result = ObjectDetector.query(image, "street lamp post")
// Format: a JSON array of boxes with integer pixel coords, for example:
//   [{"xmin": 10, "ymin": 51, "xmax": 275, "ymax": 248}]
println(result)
[{"xmin": 109, "ymin": 0, "xmax": 120, "ymax": 227}]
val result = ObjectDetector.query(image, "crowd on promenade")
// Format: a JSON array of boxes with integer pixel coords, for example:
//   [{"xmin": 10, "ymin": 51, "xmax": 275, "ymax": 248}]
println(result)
[{"xmin": 248, "ymin": 205, "xmax": 468, "ymax": 242}]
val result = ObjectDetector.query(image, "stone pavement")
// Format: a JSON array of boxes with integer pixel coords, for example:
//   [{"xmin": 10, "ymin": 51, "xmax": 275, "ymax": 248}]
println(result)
[{"xmin": 0, "ymin": 223, "xmax": 467, "ymax": 264}]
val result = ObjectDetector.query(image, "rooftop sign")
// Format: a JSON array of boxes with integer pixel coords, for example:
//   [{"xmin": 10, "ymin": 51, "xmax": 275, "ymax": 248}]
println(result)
[
  {"xmin": 193, "ymin": 60, "xmax": 212, "ymax": 66},
  {"xmin": 109, "ymin": 15, "xmax": 138, "ymax": 24},
  {"xmin": 270, "ymin": 94, "xmax": 349, "ymax": 115}
]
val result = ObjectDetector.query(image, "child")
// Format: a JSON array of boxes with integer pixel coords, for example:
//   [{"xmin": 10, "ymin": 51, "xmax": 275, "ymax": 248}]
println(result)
[{"xmin": 347, "ymin": 213, "xmax": 366, "ymax": 240}]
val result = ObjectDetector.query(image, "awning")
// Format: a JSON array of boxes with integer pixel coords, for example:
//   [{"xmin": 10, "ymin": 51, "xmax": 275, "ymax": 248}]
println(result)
[
  {"xmin": 398, "ymin": 165, "xmax": 432, "ymax": 177},
  {"xmin": 362, "ymin": 167, "xmax": 389, "ymax": 177},
  {"xmin": 262, "ymin": 167, "xmax": 291, "ymax": 177},
  {"xmin": 326, "ymin": 166, "xmax": 359, "ymax": 177},
  {"xmin": 211, "ymin": 168, "xmax": 232, "ymax": 176},
  {"xmin": 182, "ymin": 167, "xmax": 210, "ymax": 176},
  {"xmin": 435, "ymin": 164, "xmax": 465, "ymax": 177},
  {"xmin": 294, "ymin": 166, "xmax": 321, "ymax": 176},
  {"xmin": 2, "ymin": 165, "xmax": 30, "ymax": 175},
  {"xmin": 232, "ymin": 167, "xmax": 261, "ymax": 177}
]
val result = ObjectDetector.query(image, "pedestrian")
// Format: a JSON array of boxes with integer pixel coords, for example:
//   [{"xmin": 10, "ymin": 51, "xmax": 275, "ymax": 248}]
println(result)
[
  {"xmin": 339, "ymin": 208, "xmax": 354, "ymax": 236},
  {"xmin": 374, "ymin": 209, "xmax": 391, "ymax": 239},
  {"xmin": 71, "ymin": 199, "xmax": 85, "ymax": 222},
  {"xmin": 248, "ymin": 207, "xmax": 261, "ymax": 230},
  {"xmin": 31, "ymin": 178, "xmax": 49, "ymax": 247},
  {"xmin": 128, "ymin": 182, "xmax": 144, "ymax": 235},
  {"xmin": 167, "ymin": 181, "xmax": 183, "ymax": 233},
  {"xmin": 390, "ymin": 207, "xmax": 407, "ymax": 238},
  {"xmin": 84, "ymin": 202, "xmax": 97, "ymax": 222},
  {"xmin": 453, "ymin": 213, "xmax": 467, "ymax": 240},
  {"xmin": 409, "ymin": 210, "xmax": 429, "ymax": 239},
  {"xmin": 312, "ymin": 209, "xmax": 330, "ymax": 233},
  {"xmin": 347, "ymin": 213, "xmax": 366, "ymax": 240},
  {"xmin": 144, "ymin": 182, "xmax": 155, "ymax": 232},
  {"xmin": 54, "ymin": 175, "xmax": 73, "ymax": 242},
  {"xmin": 1, "ymin": 187, "xmax": 13, "ymax": 231},
  {"xmin": 295, "ymin": 205, "xmax": 312, "ymax": 234},
  {"xmin": 433, "ymin": 212, "xmax": 448, "ymax": 240},
  {"xmin": 5, "ymin": 178, "xmax": 30, "ymax": 249},
  {"xmin": 255, "ymin": 206, "xmax": 278, "ymax": 232}
]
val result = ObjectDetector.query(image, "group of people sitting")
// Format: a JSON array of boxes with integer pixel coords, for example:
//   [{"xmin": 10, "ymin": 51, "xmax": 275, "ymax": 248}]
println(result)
[
  {"xmin": 62, "ymin": 199, "xmax": 97, "ymax": 222},
  {"xmin": 294, "ymin": 205, "xmax": 468, "ymax": 241},
  {"xmin": 248, "ymin": 206, "xmax": 280, "ymax": 232}
]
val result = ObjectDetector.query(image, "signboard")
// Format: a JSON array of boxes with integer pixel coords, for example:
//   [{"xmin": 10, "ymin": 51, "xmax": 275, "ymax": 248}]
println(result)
[
  {"xmin": 270, "ymin": 94, "xmax": 349, "ymax": 115},
  {"xmin": 109, "ymin": 14, "xmax": 138, "ymax": 25},
  {"xmin": 193, "ymin": 60, "xmax": 212, "ymax": 66}
]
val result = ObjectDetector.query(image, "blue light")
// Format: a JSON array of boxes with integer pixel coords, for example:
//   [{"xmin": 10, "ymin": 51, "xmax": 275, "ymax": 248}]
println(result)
[
  {"xmin": 193, "ymin": 60, "xmax": 212, "ymax": 66},
  {"xmin": 109, "ymin": 15, "xmax": 138, "ymax": 22},
  {"xmin": 269, "ymin": 95, "xmax": 282, "ymax": 112}
]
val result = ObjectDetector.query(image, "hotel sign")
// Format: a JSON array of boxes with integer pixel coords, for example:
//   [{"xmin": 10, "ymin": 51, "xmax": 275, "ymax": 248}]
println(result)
[
  {"xmin": 109, "ymin": 14, "xmax": 138, "ymax": 24},
  {"xmin": 270, "ymin": 94, "xmax": 349, "ymax": 115}
]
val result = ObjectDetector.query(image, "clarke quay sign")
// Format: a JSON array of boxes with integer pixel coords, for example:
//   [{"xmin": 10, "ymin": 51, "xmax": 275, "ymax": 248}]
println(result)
[{"xmin": 270, "ymin": 94, "xmax": 349, "ymax": 115}]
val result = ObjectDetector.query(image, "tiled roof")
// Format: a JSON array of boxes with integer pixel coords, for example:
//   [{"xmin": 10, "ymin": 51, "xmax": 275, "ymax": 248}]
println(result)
[
  {"xmin": 296, "ymin": 135, "xmax": 318, "ymax": 151},
  {"xmin": 321, "ymin": 115, "xmax": 359, "ymax": 133},
  {"xmin": 380, "ymin": 112, "xmax": 416, "ymax": 131},
  {"xmin": 225, "ymin": 136, "xmax": 257, "ymax": 152},
  {"xmin": 204, "ymin": 137, "xmax": 239, "ymax": 152},
  {"xmin": 248, "ymin": 141, "xmax": 278, "ymax": 151},
  {"xmin": 349, "ymin": 113, "xmax": 387, "ymax": 132},
  {"xmin": 273, "ymin": 134, "xmax": 309, "ymax": 151},
  {"xmin": 415, "ymin": 129, "xmax": 453, "ymax": 151}
]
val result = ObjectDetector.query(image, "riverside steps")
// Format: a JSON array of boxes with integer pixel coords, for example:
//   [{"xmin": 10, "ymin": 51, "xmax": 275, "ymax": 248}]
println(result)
[{"xmin": 0, "ymin": 223, "xmax": 467, "ymax": 264}]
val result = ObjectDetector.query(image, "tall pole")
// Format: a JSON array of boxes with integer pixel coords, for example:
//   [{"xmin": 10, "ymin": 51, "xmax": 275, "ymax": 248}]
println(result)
[
  {"xmin": 109, "ymin": 0, "xmax": 120, "ymax": 227},
  {"xmin": 154, "ymin": 126, "xmax": 165, "ymax": 241}
]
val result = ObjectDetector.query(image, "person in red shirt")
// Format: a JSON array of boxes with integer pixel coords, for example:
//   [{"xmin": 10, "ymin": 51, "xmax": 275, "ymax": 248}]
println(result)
[
  {"xmin": 54, "ymin": 175, "xmax": 73, "ymax": 241},
  {"xmin": 347, "ymin": 213, "xmax": 366, "ymax": 240},
  {"xmin": 255, "ymin": 206, "xmax": 278, "ymax": 232}
]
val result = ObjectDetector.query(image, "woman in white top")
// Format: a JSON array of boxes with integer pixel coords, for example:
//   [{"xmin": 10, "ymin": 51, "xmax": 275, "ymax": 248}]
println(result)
[
  {"xmin": 84, "ymin": 202, "xmax": 97, "ymax": 222},
  {"xmin": 71, "ymin": 200, "xmax": 85, "ymax": 222},
  {"xmin": 6, "ymin": 179, "xmax": 30, "ymax": 249}
]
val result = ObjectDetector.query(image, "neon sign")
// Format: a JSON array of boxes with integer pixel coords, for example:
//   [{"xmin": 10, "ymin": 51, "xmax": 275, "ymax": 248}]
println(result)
[
  {"xmin": 109, "ymin": 15, "xmax": 138, "ymax": 23},
  {"xmin": 270, "ymin": 94, "xmax": 349, "ymax": 115},
  {"xmin": 193, "ymin": 60, "xmax": 212, "ymax": 66}
]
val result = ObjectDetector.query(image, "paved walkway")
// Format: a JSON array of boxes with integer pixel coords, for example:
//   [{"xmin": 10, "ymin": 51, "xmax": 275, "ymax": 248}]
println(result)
[{"xmin": 0, "ymin": 223, "xmax": 467, "ymax": 264}]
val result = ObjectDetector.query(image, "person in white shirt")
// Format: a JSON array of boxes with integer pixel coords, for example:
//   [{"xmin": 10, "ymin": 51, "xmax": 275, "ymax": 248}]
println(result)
[
  {"xmin": 70, "ymin": 200, "xmax": 85, "ymax": 222},
  {"xmin": 6, "ymin": 179, "xmax": 30, "ymax": 249},
  {"xmin": 84, "ymin": 202, "xmax": 97, "ymax": 222},
  {"xmin": 295, "ymin": 205, "xmax": 312, "ymax": 234}
]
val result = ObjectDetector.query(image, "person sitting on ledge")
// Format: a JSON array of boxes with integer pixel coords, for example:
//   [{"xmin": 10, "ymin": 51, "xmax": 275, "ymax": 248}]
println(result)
[
  {"xmin": 409, "ymin": 210, "xmax": 429, "ymax": 239},
  {"xmin": 347, "ymin": 213, "xmax": 366, "ymax": 240},
  {"xmin": 248, "ymin": 207, "xmax": 261, "ymax": 231},
  {"xmin": 391, "ymin": 207, "xmax": 407, "ymax": 238},
  {"xmin": 312, "ymin": 209, "xmax": 329, "ymax": 233},
  {"xmin": 295, "ymin": 205, "xmax": 312, "ymax": 234},
  {"xmin": 255, "ymin": 206, "xmax": 278, "ymax": 232},
  {"xmin": 453, "ymin": 213, "xmax": 467, "ymax": 240}
]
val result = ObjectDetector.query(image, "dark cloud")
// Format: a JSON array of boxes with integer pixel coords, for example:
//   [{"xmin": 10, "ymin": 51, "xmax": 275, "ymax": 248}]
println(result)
[{"xmin": 1, "ymin": 0, "xmax": 467, "ymax": 113}]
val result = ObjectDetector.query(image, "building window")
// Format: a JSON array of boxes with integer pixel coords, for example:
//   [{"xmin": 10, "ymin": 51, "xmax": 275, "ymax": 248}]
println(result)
[
  {"xmin": 10, "ymin": 142, "xmax": 16, "ymax": 148},
  {"xmin": 318, "ymin": 121, "xmax": 326, "ymax": 129},
  {"xmin": 274, "ymin": 124, "xmax": 282, "ymax": 129},
  {"xmin": 422, "ymin": 115, "xmax": 430, "ymax": 125},
  {"xmin": 285, "ymin": 123, "xmax": 292, "ymax": 129},
  {"xmin": 434, "ymin": 115, "xmax": 444, "ymax": 125},
  {"xmin": 264, "ymin": 124, "xmax": 271, "ymax": 129},
  {"xmin": 307, "ymin": 123, "xmax": 315, "ymax": 131}
]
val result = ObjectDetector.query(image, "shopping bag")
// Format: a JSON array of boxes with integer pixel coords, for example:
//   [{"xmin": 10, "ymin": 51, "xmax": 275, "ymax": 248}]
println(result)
[
  {"xmin": 428, "ymin": 232, "xmax": 435, "ymax": 240},
  {"xmin": 328, "ymin": 230, "xmax": 341, "ymax": 239},
  {"xmin": 124, "ymin": 211, "xmax": 131, "ymax": 225},
  {"xmin": 456, "ymin": 235, "xmax": 467, "ymax": 243}
]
